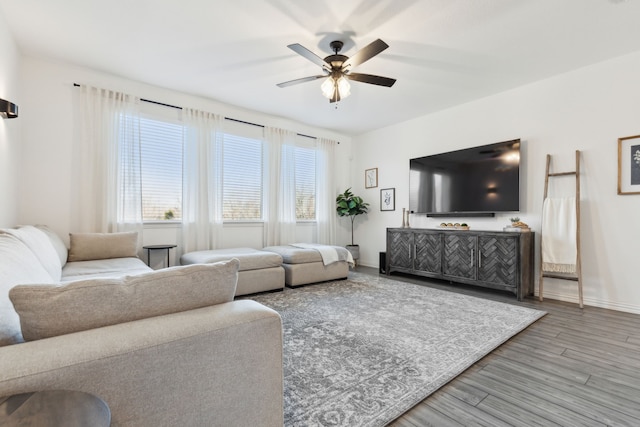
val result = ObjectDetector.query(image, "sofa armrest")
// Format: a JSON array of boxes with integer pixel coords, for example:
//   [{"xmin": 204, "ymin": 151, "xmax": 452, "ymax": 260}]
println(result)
[{"xmin": 0, "ymin": 300, "xmax": 283, "ymax": 427}]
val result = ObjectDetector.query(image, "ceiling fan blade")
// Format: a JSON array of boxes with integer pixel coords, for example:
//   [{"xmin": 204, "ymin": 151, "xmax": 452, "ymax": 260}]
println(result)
[
  {"xmin": 341, "ymin": 39, "xmax": 389, "ymax": 70},
  {"xmin": 277, "ymin": 75, "xmax": 326, "ymax": 88},
  {"xmin": 347, "ymin": 73, "xmax": 396, "ymax": 87},
  {"xmin": 287, "ymin": 43, "xmax": 331, "ymax": 70}
]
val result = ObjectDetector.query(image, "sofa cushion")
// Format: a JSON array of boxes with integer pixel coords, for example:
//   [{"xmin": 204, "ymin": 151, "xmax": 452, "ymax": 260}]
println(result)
[
  {"xmin": 263, "ymin": 245, "xmax": 353, "ymax": 266},
  {"xmin": 262, "ymin": 245, "xmax": 323, "ymax": 264},
  {"xmin": 0, "ymin": 233, "xmax": 55, "ymax": 346},
  {"xmin": 9, "ymin": 259, "xmax": 240, "ymax": 341},
  {"xmin": 35, "ymin": 225, "xmax": 69, "ymax": 267},
  {"xmin": 180, "ymin": 247, "xmax": 283, "ymax": 271},
  {"xmin": 3, "ymin": 226, "xmax": 62, "ymax": 281},
  {"xmin": 68, "ymin": 231, "xmax": 138, "ymax": 262},
  {"xmin": 62, "ymin": 257, "xmax": 152, "ymax": 282}
]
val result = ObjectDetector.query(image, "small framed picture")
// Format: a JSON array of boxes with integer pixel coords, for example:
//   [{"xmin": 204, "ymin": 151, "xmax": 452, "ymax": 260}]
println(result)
[
  {"xmin": 380, "ymin": 188, "xmax": 395, "ymax": 211},
  {"xmin": 365, "ymin": 168, "xmax": 378, "ymax": 188},
  {"xmin": 618, "ymin": 135, "xmax": 640, "ymax": 195}
]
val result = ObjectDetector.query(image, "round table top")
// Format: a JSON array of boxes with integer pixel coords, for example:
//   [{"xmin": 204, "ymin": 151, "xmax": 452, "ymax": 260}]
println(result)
[
  {"xmin": 143, "ymin": 244, "xmax": 177, "ymax": 249},
  {"xmin": 0, "ymin": 390, "xmax": 110, "ymax": 427}
]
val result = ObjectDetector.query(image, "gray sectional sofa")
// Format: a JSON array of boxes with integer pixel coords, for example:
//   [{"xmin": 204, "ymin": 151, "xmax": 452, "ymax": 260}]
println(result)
[{"xmin": 0, "ymin": 226, "xmax": 284, "ymax": 426}]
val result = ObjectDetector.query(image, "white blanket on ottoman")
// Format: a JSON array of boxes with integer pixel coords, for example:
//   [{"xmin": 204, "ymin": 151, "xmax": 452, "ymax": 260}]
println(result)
[{"xmin": 289, "ymin": 243, "xmax": 354, "ymax": 267}]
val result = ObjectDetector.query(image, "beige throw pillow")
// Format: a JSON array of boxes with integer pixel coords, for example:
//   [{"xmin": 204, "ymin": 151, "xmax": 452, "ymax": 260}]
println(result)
[
  {"xmin": 68, "ymin": 231, "xmax": 138, "ymax": 262},
  {"xmin": 9, "ymin": 259, "xmax": 239, "ymax": 341}
]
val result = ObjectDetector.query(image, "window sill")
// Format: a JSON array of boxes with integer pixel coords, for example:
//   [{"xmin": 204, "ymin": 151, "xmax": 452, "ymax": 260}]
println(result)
[{"xmin": 144, "ymin": 221, "xmax": 181, "ymax": 229}]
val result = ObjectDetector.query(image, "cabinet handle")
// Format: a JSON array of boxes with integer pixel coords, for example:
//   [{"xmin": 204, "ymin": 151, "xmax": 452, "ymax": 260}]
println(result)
[
  {"xmin": 414, "ymin": 244, "xmax": 417, "ymax": 259},
  {"xmin": 478, "ymin": 250, "xmax": 482, "ymax": 268},
  {"xmin": 409, "ymin": 245, "xmax": 412, "ymax": 260},
  {"xmin": 470, "ymin": 249, "xmax": 474, "ymax": 268}
]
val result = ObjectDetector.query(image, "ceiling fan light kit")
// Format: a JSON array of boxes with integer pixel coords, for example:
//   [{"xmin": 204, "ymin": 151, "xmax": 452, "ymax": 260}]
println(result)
[
  {"xmin": 278, "ymin": 38, "xmax": 396, "ymax": 104},
  {"xmin": 321, "ymin": 75, "xmax": 351, "ymax": 101}
]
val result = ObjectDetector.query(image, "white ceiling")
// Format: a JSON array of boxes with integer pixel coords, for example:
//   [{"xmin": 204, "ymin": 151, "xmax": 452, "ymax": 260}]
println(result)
[{"xmin": 2, "ymin": 0, "xmax": 640, "ymax": 136}]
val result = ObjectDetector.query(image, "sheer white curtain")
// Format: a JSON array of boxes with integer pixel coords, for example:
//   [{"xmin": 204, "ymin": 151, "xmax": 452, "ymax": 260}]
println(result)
[
  {"xmin": 263, "ymin": 127, "xmax": 297, "ymax": 246},
  {"xmin": 72, "ymin": 85, "xmax": 143, "ymax": 242},
  {"xmin": 181, "ymin": 108, "xmax": 224, "ymax": 254},
  {"xmin": 316, "ymin": 137, "xmax": 337, "ymax": 244}
]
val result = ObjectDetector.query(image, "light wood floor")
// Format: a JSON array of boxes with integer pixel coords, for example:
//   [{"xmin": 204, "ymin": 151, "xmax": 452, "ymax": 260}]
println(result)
[{"xmin": 353, "ymin": 266, "xmax": 640, "ymax": 427}]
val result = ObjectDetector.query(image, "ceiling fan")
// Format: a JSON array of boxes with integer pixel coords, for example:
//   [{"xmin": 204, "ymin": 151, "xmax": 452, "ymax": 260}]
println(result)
[{"xmin": 277, "ymin": 38, "xmax": 396, "ymax": 103}]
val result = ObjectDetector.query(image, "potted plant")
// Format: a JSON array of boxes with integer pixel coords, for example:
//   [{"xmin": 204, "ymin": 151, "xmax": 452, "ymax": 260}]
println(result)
[{"xmin": 336, "ymin": 188, "xmax": 369, "ymax": 261}]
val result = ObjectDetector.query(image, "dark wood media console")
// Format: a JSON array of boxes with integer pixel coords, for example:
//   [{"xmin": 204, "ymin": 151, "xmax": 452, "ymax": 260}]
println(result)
[{"xmin": 386, "ymin": 228, "xmax": 534, "ymax": 300}]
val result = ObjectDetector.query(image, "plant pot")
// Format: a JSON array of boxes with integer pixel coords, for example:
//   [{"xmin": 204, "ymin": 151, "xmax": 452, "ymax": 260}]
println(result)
[{"xmin": 346, "ymin": 245, "xmax": 360, "ymax": 262}]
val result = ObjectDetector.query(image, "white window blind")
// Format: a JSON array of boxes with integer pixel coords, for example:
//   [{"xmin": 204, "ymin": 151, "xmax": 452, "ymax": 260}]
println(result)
[
  {"xmin": 223, "ymin": 134, "xmax": 263, "ymax": 220},
  {"xmin": 139, "ymin": 116, "xmax": 183, "ymax": 221},
  {"xmin": 295, "ymin": 145, "xmax": 316, "ymax": 220}
]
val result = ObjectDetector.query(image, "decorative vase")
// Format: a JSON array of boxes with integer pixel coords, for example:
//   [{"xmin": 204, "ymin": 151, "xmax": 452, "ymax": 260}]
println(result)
[
  {"xmin": 402, "ymin": 208, "xmax": 406, "ymax": 228},
  {"xmin": 405, "ymin": 210, "xmax": 410, "ymax": 228}
]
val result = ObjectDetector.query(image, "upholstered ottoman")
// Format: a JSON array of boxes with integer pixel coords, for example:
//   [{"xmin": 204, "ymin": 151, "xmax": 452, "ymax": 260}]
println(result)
[
  {"xmin": 261, "ymin": 244, "xmax": 352, "ymax": 287},
  {"xmin": 180, "ymin": 248, "xmax": 284, "ymax": 296}
]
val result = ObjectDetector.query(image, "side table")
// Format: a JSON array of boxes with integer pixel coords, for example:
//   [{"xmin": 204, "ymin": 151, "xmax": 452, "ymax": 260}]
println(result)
[
  {"xmin": 143, "ymin": 244, "xmax": 177, "ymax": 268},
  {"xmin": 0, "ymin": 390, "xmax": 111, "ymax": 426}
]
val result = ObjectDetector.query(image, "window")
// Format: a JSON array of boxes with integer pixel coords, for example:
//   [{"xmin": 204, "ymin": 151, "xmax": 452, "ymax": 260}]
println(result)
[
  {"xmin": 222, "ymin": 133, "xmax": 263, "ymax": 221},
  {"xmin": 138, "ymin": 116, "xmax": 183, "ymax": 221},
  {"xmin": 295, "ymin": 145, "xmax": 316, "ymax": 220},
  {"xmin": 120, "ymin": 105, "xmax": 319, "ymax": 224}
]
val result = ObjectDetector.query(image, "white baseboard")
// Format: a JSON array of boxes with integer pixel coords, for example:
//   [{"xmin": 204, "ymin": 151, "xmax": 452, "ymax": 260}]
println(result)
[
  {"xmin": 534, "ymin": 290, "xmax": 640, "ymax": 315},
  {"xmin": 356, "ymin": 262, "xmax": 376, "ymax": 269}
]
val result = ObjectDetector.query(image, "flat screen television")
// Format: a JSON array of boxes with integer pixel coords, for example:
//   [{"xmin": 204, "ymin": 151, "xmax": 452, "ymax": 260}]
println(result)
[{"xmin": 409, "ymin": 139, "xmax": 520, "ymax": 216}]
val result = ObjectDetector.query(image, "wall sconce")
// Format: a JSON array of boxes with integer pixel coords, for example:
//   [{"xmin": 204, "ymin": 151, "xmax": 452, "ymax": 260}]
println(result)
[
  {"xmin": 0, "ymin": 98, "xmax": 18, "ymax": 119},
  {"xmin": 487, "ymin": 186, "xmax": 498, "ymax": 194}
]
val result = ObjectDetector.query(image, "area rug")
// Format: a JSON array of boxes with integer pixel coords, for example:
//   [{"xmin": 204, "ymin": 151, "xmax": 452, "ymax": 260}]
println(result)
[{"xmin": 249, "ymin": 273, "xmax": 545, "ymax": 427}]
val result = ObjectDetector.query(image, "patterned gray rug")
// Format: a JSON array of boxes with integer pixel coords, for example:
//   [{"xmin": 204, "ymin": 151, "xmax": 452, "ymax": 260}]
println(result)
[{"xmin": 249, "ymin": 273, "xmax": 545, "ymax": 427}]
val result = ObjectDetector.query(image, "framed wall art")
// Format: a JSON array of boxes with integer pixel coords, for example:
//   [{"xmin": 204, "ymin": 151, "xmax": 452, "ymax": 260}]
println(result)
[
  {"xmin": 380, "ymin": 188, "xmax": 395, "ymax": 211},
  {"xmin": 618, "ymin": 135, "xmax": 640, "ymax": 195},
  {"xmin": 365, "ymin": 168, "xmax": 378, "ymax": 188}
]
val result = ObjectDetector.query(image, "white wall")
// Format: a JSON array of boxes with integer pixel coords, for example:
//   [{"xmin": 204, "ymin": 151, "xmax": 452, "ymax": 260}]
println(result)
[
  {"xmin": 0, "ymin": 10, "xmax": 20, "ymax": 227},
  {"xmin": 18, "ymin": 56, "xmax": 352, "ymax": 266},
  {"xmin": 352, "ymin": 50, "xmax": 640, "ymax": 313}
]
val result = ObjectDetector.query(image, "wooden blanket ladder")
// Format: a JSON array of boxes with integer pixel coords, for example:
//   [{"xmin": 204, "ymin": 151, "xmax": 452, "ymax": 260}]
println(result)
[{"xmin": 539, "ymin": 150, "xmax": 583, "ymax": 308}]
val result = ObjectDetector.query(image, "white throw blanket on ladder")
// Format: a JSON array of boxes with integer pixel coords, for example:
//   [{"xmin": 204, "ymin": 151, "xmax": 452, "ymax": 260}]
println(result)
[{"xmin": 541, "ymin": 197, "xmax": 577, "ymax": 274}]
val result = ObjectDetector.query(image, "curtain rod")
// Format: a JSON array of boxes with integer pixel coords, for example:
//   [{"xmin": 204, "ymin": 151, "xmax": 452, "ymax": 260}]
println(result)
[
  {"xmin": 73, "ymin": 83, "xmax": 180, "ymax": 110},
  {"xmin": 72, "ymin": 83, "xmax": 325, "ymax": 141}
]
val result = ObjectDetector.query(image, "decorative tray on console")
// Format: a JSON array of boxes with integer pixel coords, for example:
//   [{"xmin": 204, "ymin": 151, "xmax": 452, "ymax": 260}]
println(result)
[
  {"xmin": 504, "ymin": 220, "xmax": 531, "ymax": 232},
  {"xmin": 503, "ymin": 226, "xmax": 531, "ymax": 232},
  {"xmin": 438, "ymin": 223, "xmax": 470, "ymax": 230}
]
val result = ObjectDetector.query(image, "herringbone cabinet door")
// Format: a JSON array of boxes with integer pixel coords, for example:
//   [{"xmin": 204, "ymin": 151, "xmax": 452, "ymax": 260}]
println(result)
[
  {"xmin": 414, "ymin": 232, "xmax": 442, "ymax": 273},
  {"xmin": 478, "ymin": 236, "xmax": 518, "ymax": 286},
  {"xmin": 388, "ymin": 230, "xmax": 412, "ymax": 269},
  {"xmin": 443, "ymin": 234, "xmax": 476, "ymax": 279}
]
